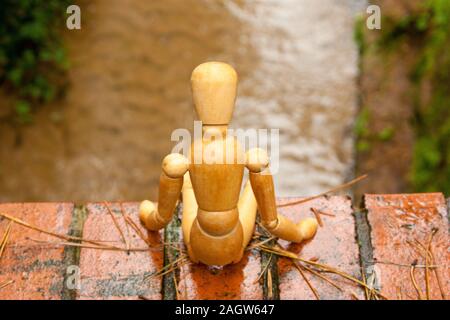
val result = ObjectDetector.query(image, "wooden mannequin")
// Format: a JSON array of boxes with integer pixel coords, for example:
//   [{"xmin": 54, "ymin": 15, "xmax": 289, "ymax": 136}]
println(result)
[{"xmin": 140, "ymin": 62, "xmax": 318, "ymax": 266}]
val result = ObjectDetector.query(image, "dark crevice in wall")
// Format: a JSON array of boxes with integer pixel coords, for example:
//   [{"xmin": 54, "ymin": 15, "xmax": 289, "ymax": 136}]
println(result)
[
  {"xmin": 258, "ymin": 219, "xmax": 280, "ymax": 300},
  {"xmin": 353, "ymin": 196, "xmax": 377, "ymax": 299},
  {"xmin": 162, "ymin": 204, "xmax": 182, "ymax": 300}
]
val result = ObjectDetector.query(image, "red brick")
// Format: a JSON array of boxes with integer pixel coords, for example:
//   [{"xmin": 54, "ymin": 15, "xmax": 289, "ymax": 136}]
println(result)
[
  {"xmin": 177, "ymin": 215, "xmax": 263, "ymax": 299},
  {"xmin": 0, "ymin": 203, "xmax": 73, "ymax": 300},
  {"xmin": 77, "ymin": 202, "xmax": 163, "ymax": 300},
  {"xmin": 177, "ymin": 250, "xmax": 263, "ymax": 300},
  {"xmin": 277, "ymin": 196, "xmax": 364, "ymax": 300},
  {"xmin": 365, "ymin": 193, "xmax": 449, "ymax": 300}
]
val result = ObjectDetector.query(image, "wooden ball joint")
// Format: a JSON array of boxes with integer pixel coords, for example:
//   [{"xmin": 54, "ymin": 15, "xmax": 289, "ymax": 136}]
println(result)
[{"xmin": 139, "ymin": 62, "xmax": 318, "ymax": 266}]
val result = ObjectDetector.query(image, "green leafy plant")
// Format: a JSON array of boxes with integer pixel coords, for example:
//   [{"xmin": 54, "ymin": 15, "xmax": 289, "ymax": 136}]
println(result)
[{"xmin": 0, "ymin": 0, "xmax": 71, "ymax": 123}]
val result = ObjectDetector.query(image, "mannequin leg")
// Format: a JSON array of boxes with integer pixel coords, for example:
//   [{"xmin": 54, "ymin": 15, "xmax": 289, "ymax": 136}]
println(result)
[
  {"xmin": 181, "ymin": 173, "xmax": 199, "ymax": 262},
  {"xmin": 238, "ymin": 179, "xmax": 258, "ymax": 249}
]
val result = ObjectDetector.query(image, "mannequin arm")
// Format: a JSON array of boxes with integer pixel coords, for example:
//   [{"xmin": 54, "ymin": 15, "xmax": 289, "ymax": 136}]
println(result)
[
  {"xmin": 246, "ymin": 148, "xmax": 318, "ymax": 243},
  {"xmin": 139, "ymin": 153, "xmax": 189, "ymax": 231}
]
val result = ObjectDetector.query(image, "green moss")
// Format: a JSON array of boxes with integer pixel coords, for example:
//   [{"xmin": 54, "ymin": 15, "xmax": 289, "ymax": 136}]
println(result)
[
  {"xmin": 354, "ymin": 106, "xmax": 371, "ymax": 152},
  {"xmin": 377, "ymin": 127, "xmax": 395, "ymax": 142},
  {"xmin": 354, "ymin": 107, "xmax": 369, "ymax": 137},
  {"xmin": 354, "ymin": 15, "xmax": 367, "ymax": 56},
  {"xmin": 354, "ymin": 106, "xmax": 396, "ymax": 152},
  {"xmin": 409, "ymin": 0, "xmax": 450, "ymax": 194}
]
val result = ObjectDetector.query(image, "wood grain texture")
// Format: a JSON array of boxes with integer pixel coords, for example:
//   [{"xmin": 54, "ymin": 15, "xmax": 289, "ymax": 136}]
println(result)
[{"xmin": 191, "ymin": 62, "xmax": 238, "ymax": 125}]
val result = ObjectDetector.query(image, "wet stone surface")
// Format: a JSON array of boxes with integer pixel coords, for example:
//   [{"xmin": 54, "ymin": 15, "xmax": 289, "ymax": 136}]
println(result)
[
  {"xmin": 364, "ymin": 193, "xmax": 449, "ymax": 300},
  {"xmin": 176, "ymin": 208, "xmax": 264, "ymax": 300},
  {"xmin": 177, "ymin": 251, "xmax": 263, "ymax": 300},
  {"xmin": 1, "ymin": 194, "xmax": 448, "ymax": 300},
  {"xmin": 0, "ymin": 0, "xmax": 364, "ymax": 202},
  {"xmin": 276, "ymin": 196, "xmax": 364, "ymax": 300},
  {"xmin": 77, "ymin": 202, "xmax": 163, "ymax": 300},
  {"xmin": 0, "ymin": 203, "xmax": 73, "ymax": 299}
]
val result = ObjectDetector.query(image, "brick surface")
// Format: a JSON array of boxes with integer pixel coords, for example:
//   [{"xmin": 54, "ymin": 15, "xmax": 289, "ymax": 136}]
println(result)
[
  {"xmin": 277, "ymin": 196, "xmax": 364, "ymax": 300},
  {"xmin": 0, "ymin": 203, "xmax": 73, "ymax": 299},
  {"xmin": 177, "ymin": 211, "xmax": 263, "ymax": 300},
  {"xmin": 177, "ymin": 250, "xmax": 263, "ymax": 300},
  {"xmin": 2, "ymin": 194, "xmax": 448, "ymax": 300},
  {"xmin": 365, "ymin": 193, "xmax": 450, "ymax": 300},
  {"xmin": 77, "ymin": 203, "xmax": 163, "ymax": 300}
]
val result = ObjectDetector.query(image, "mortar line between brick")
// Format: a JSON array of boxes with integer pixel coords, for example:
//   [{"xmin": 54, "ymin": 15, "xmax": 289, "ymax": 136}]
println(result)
[
  {"xmin": 162, "ymin": 203, "xmax": 182, "ymax": 300},
  {"xmin": 353, "ymin": 195, "xmax": 376, "ymax": 300},
  {"xmin": 258, "ymin": 217, "xmax": 280, "ymax": 300},
  {"xmin": 61, "ymin": 204, "xmax": 88, "ymax": 300}
]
